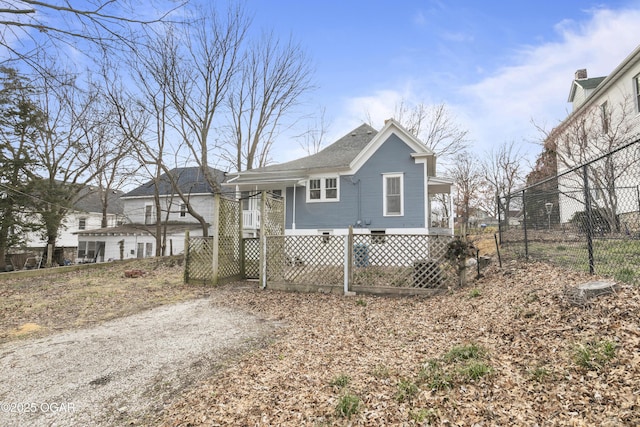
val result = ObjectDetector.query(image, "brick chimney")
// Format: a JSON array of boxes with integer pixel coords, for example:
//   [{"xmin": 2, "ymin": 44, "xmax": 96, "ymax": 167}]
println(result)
[{"xmin": 575, "ymin": 69, "xmax": 587, "ymax": 80}]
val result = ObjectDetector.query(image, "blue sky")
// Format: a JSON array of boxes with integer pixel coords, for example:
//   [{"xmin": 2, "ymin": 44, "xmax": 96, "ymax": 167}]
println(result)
[{"xmin": 239, "ymin": 0, "xmax": 640, "ymax": 165}]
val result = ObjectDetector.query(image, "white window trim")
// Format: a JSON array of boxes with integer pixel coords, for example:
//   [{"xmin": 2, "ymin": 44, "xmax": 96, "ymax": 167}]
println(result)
[
  {"xmin": 144, "ymin": 203, "xmax": 155, "ymax": 225},
  {"xmin": 383, "ymin": 173, "xmax": 404, "ymax": 217},
  {"xmin": 306, "ymin": 176, "xmax": 340, "ymax": 203}
]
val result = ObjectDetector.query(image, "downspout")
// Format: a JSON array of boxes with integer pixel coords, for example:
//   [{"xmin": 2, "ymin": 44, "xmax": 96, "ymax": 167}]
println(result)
[{"xmin": 425, "ymin": 175, "xmax": 430, "ymax": 233}]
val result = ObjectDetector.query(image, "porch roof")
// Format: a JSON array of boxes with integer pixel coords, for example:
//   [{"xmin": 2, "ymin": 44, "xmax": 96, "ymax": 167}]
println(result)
[{"xmin": 75, "ymin": 223, "xmax": 205, "ymax": 237}]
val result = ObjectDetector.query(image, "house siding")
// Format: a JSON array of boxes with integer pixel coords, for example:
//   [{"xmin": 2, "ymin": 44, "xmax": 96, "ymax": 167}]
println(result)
[
  {"xmin": 558, "ymin": 53, "xmax": 640, "ymax": 224},
  {"xmin": 285, "ymin": 133, "xmax": 425, "ymax": 230},
  {"xmin": 123, "ymin": 194, "xmax": 215, "ymax": 224}
]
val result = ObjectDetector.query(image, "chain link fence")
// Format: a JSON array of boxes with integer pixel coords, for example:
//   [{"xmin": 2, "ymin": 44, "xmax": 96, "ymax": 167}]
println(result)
[{"xmin": 499, "ymin": 137, "xmax": 640, "ymax": 283}]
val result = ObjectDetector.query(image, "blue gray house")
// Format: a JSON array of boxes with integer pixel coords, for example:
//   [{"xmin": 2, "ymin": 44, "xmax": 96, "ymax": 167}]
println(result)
[{"xmin": 225, "ymin": 119, "xmax": 454, "ymax": 237}]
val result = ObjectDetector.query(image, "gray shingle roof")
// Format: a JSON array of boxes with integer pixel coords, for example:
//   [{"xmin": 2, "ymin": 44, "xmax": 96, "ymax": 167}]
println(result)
[
  {"xmin": 74, "ymin": 187, "xmax": 124, "ymax": 214},
  {"xmin": 575, "ymin": 76, "xmax": 606, "ymax": 90},
  {"xmin": 245, "ymin": 123, "xmax": 377, "ymax": 174},
  {"xmin": 124, "ymin": 167, "xmax": 226, "ymax": 198}
]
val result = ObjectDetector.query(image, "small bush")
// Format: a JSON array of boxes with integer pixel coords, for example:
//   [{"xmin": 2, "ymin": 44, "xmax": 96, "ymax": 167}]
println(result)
[
  {"xmin": 356, "ymin": 298, "xmax": 367, "ymax": 307},
  {"xmin": 335, "ymin": 393, "xmax": 360, "ymax": 418},
  {"xmin": 570, "ymin": 208, "xmax": 612, "ymax": 234}
]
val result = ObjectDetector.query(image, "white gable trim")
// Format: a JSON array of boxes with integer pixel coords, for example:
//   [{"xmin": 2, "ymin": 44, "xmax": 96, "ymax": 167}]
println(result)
[{"xmin": 349, "ymin": 119, "xmax": 434, "ymax": 174}]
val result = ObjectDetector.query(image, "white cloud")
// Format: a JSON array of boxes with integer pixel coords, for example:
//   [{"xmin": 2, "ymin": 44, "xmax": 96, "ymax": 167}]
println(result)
[{"xmin": 461, "ymin": 7, "xmax": 640, "ymax": 151}]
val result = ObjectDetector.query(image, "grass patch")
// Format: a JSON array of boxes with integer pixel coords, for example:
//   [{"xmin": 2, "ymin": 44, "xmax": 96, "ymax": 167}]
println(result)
[
  {"xmin": 614, "ymin": 267, "xmax": 635, "ymax": 283},
  {"xmin": 419, "ymin": 360, "xmax": 452, "ymax": 391},
  {"xmin": 371, "ymin": 364, "xmax": 390, "ymax": 379},
  {"xmin": 469, "ymin": 288, "xmax": 481, "ymax": 298},
  {"xmin": 528, "ymin": 366, "xmax": 551, "ymax": 382},
  {"xmin": 444, "ymin": 343, "xmax": 484, "ymax": 362},
  {"xmin": 459, "ymin": 361, "xmax": 492, "ymax": 381},
  {"xmin": 573, "ymin": 340, "xmax": 617, "ymax": 371},
  {"xmin": 395, "ymin": 378, "xmax": 419, "ymax": 402},
  {"xmin": 329, "ymin": 374, "xmax": 350, "ymax": 388},
  {"xmin": 335, "ymin": 393, "xmax": 360, "ymax": 418},
  {"xmin": 409, "ymin": 408, "xmax": 439, "ymax": 424},
  {"xmin": 418, "ymin": 344, "xmax": 492, "ymax": 392}
]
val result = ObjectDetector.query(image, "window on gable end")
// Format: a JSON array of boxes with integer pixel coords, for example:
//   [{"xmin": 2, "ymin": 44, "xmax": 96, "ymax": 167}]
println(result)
[
  {"xmin": 78, "ymin": 217, "xmax": 86, "ymax": 230},
  {"xmin": 180, "ymin": 203, "xmax": 187, "ymax": 217}
]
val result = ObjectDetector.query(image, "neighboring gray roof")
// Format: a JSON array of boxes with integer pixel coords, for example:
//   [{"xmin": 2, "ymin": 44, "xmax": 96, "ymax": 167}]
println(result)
[
  {"xmin": 242, "ymin": 123, "xmax": 377, "ymax": 174},
  {"xmin": 74, "ymin": 187, "xmax": 124, "ymax": 215},
  {"xmin": 124, "ymin": 167, "xmax": 226, "ymax": 198},
  {"xmin": 568, "ymin": 76, "xmax": 607, "ymax": 102},
  {"xmin": 575, "ymin": 76, "xmax": 606, "ymax": 90}
]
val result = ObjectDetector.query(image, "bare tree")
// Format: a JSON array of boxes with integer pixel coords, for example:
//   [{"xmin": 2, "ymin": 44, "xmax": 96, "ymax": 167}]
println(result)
[
  {"xmin": 164, "ymin": 3, "xmax": 249, "ymax": 189},
  {"xmin": 0, "ymin": 0, "xmax": 186, "ymax": 71},
  {"xmin": 29, "ymin": 63, "xmax": 108, "ymax": 265},
  {"xmin": 224, "ymin": 31, "xmax": 314, "ymax": 171},
  {"xmin": 295, "ymin": 107, "xmax": 330, "ymax": 156},
  {"xmin": 102, "ymin": 40, "xmax": 181, "ymax": 251},
  {"xmin": 481, "ymin": 141, "xmax": 525, "ymax": 218},
  {"xmin": 84, "ymin": 96, "xmax": 138, "ymax": 228},
  {"xmin": 450, "ymin": 151, "xmax": 483, "ymax": 233},
  {"xmin": 395, "ymin": 101, "xmax": 469, "ymax": 165}
]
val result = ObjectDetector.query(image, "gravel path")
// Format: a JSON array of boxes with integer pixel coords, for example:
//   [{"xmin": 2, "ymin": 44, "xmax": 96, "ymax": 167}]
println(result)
[{"xmin": 0, "ymin": 298, "xmax": 278, "ymax": 426}]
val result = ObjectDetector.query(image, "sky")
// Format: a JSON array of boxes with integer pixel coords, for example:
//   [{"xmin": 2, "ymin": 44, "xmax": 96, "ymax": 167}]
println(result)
[
  {"xmin": 237, "ymin": 0, "xmax": 640, "ymax": 166},
  {"xmin": 4, "ymin": 1, "xmax": 640, "ymax": 172}
]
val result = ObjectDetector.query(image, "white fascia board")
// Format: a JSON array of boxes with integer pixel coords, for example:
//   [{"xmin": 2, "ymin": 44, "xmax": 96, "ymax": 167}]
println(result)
[{"xmin": 349, "ymin": 119, "xmax": 435, "ymax": 174}]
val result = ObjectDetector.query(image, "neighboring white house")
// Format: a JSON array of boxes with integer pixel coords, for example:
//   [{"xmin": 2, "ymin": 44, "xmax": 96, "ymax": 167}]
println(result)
[
  {"xmin": 76, "ymin": 167, "xmax": 226, "ymax": 262},
  {"xmin": 549, "ymin": 44, "xmax": 640, "ymax": 226},
  {"xmin": 20, "ymin": 185, "xmax": 124, "ymax": 265}
]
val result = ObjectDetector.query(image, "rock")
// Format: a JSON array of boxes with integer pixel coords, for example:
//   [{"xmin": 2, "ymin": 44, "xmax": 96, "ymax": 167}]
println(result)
[{"xmin": 564, "ymin": 280, "xmax": 619, "ymax": 306}]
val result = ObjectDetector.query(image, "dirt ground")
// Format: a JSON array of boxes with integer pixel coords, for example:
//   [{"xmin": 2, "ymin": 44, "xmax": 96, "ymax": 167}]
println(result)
[{"xmin": 2, "ymin": 256, "xmax": 640, "ymax": 426}]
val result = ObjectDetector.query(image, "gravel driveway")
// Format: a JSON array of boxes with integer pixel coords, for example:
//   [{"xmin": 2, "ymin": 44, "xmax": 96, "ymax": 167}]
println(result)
[{"xmin": 0, "ymin": 298, "xmax": 278, "ymax": 426}]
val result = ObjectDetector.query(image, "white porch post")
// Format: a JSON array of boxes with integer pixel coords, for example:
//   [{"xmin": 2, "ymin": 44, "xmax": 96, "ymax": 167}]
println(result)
[
  {"xmin": 292, "ymin": 185, "xmax": 297, "ymax": 230},
  {"xmin": 449, "ymin": 191, "xmax": 454, "ymax": 232}
]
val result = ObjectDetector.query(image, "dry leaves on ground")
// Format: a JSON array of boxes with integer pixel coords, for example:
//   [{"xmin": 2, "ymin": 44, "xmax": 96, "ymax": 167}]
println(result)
[
  {"xmin": 0, "ymin": 257, "xmax": 210, "ymax": 343},
  {"xmin": 161, "ymin": 261, "xmax": 640, "ymax": 426}
]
